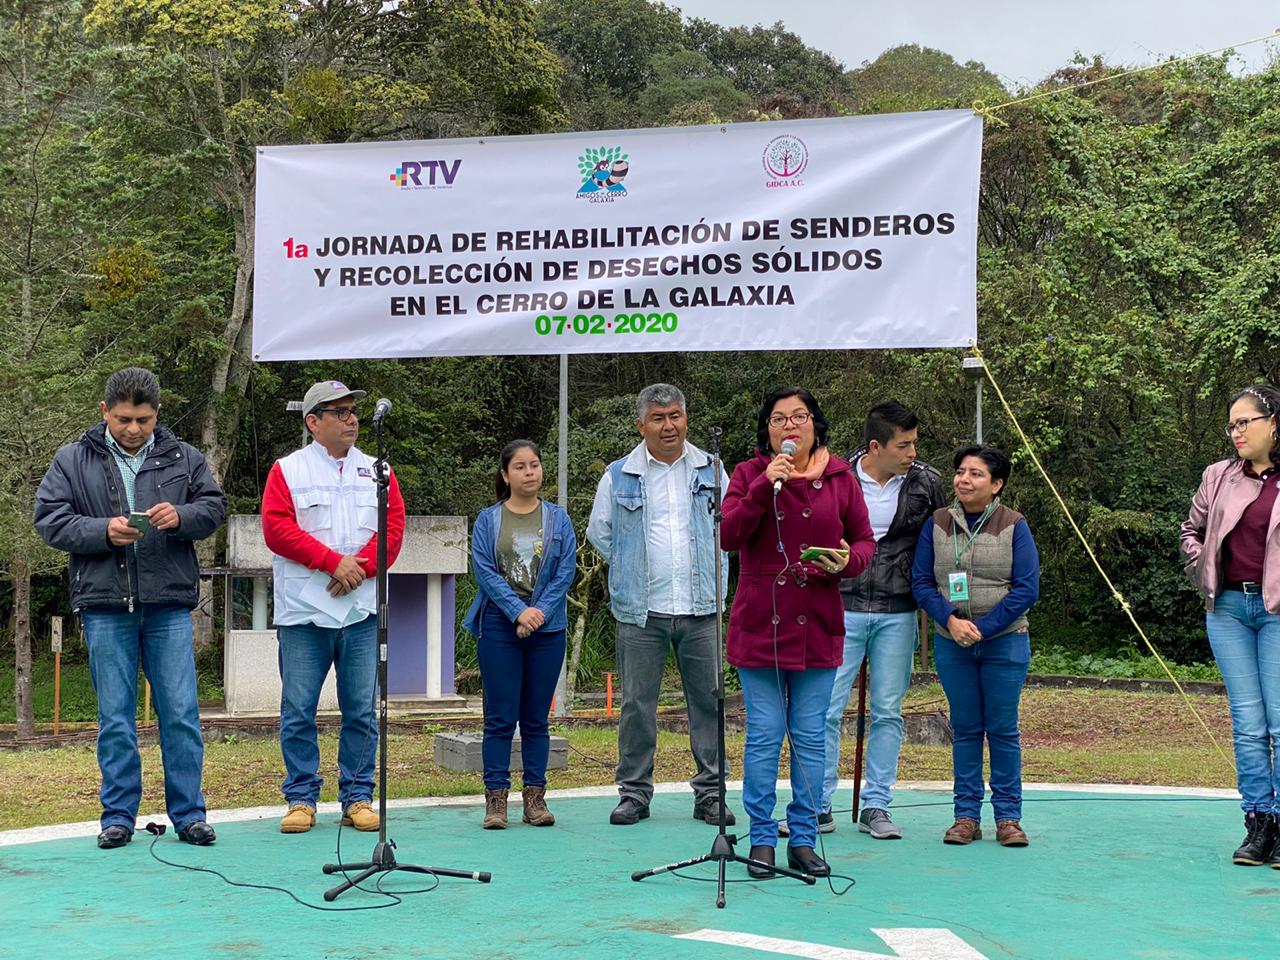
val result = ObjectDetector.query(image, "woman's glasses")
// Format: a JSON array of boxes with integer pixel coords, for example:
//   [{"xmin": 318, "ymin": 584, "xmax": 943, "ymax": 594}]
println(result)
[
  {"xmin": 768, "ymin": 412, "xmax": 812, "ymax": 427},
  {"xmin": 1225, "ymin": 415, "xmax": 1270, "ymax": 437}
]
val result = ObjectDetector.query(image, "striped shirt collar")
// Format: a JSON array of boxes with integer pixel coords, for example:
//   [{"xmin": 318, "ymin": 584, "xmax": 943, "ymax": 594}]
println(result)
[{"xmin": 105, "ymin": 429, "xmax": 155, "ymax": 464}]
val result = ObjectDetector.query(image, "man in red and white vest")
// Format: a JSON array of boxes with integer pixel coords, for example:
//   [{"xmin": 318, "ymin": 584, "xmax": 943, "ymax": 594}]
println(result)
[{"xmin": 261, "ymin": 380, "xmax": 405, "ymax": 834}]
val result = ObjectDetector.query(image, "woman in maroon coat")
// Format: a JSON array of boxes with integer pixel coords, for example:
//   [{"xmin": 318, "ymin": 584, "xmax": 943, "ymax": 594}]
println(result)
[{"xmin": 722, "ymin": 387, "xmax": 875, "ymax": 879}]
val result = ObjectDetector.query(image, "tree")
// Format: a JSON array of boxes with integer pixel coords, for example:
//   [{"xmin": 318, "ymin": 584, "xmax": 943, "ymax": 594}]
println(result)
[
  {"xmin": 848, "ymin": 44, "xmax": 1005, "ymax": 114},
  {"xmin": 684, "ymin": 18, "xmax": 849, "ymax": 111},
  {"xmin": 0, "ymin": 0, "xmax": 123, "ymax": 735}
]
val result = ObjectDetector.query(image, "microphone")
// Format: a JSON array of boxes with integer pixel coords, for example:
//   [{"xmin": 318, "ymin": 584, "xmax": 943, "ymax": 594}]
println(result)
[
  {"xmin": 773, "ymin": 438, "xmax": 798, "ymax": 494},
  {"xmin": 372, "ymin": 398, "xmax": 393, "ymax": 424}
]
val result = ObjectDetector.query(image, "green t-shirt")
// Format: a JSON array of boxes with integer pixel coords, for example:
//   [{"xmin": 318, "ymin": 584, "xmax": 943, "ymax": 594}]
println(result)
[{"xmin": 497, "ymin": 502, "xmax": 543, "ymax": 598}]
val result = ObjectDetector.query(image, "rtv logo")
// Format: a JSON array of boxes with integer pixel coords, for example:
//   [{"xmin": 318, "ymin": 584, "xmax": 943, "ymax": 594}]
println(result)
[{"xmin": 389, "ymin": 160, "xmax": 462, "ymax": 188}]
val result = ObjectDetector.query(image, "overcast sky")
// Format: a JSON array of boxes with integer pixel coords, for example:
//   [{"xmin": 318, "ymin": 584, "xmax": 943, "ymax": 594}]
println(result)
[{"xmin": 671, "ymin": 0, "xmax": 1278, "ymax": 89}]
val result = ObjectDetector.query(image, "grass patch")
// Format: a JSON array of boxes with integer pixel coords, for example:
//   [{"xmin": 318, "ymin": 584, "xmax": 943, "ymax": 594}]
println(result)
[{"xmin": 0, "ymin": 685, "xmax": 1237, "ymax": 830}]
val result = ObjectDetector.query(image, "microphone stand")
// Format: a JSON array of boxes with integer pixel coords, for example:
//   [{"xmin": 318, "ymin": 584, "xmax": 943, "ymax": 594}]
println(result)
[
  {"xmin": 631, "ymin": 426, "xmax": 815, "ymax": 907},
  {"xmin": 323, "ymin": 411, "xmax": 492, "ymax": 900}
]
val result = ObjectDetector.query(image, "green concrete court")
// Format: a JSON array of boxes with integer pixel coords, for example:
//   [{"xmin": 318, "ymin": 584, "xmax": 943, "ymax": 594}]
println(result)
[{"xmin": 0, "ymin": 785, "xmax": 1272, "ymax": 960}]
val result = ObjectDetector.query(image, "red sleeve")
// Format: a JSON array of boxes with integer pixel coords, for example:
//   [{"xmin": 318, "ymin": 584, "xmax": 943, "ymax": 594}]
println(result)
[
  {"xmin": 720, "ymin": 459, "xmax": 772, "ymax": 551},
  {"xmin": 840, "ymin": 476, "xmax": 876, "ymax": 579},
  {"xmin": 356, "ymin": 469, "xmax": 406, "ymax": 575},
  {"xmin": 261, "ymin": 462, "xmax": 342, "ymax": 575}
]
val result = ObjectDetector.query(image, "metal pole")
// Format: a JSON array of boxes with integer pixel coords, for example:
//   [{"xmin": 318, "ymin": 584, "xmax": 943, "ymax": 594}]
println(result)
[
  {"xmin": 286, "ymin": 400, "xmax": 307, "ymax": 445},
  {"xmin": 976, "ymin": 378, "xmax": 984, "ymax": 445},
  {"xmin": 962, "ymin": 356, "xmax": 985, "ymax": 445},
  {"xmin": 553, "ymin": 354, "xmax": 570, "ymax": 717},
  {"xmin": 252, "ymin": 578, "xmax": 269, "ymax": 630}
]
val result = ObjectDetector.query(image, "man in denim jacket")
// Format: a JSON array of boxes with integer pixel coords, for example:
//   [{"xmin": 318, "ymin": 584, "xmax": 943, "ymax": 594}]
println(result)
[{"xmin": 587, "ymin": 384, "xmax": 732, "ymax": 826}]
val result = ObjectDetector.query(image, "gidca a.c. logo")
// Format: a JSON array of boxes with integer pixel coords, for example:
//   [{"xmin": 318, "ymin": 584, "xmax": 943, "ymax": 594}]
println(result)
[
  {"xmin": 762, "ymin": 135, "xmax": 808, "ymax": 189},
  {"xmin": 577, "ymin": 146, "xmax": 630, "ymax": 201},
  {"xmin": 389, "ymin": 159, "xmax": 462, "ymax": 189}
]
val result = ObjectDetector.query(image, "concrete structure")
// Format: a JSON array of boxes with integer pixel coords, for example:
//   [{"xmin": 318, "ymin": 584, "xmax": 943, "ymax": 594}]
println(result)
[
  {"xmin": 433, "ymin": 731, "xmax": 569, "ymax": 773},
  {"xmin": 222, "ymin": 514, "xmax": 469, "ymax": 716}
]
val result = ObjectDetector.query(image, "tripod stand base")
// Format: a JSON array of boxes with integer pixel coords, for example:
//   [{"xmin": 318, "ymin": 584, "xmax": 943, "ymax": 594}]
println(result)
[
  {"xmin": 323, "ymin": 839, "xmax": 491, "ymax": 901},
  {"xmin": 631, "ymin": 831, "xmax": 815, "ymax": 908}
]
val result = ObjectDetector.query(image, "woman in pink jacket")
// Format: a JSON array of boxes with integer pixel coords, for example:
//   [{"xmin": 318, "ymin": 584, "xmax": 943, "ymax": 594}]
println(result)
[
  {"xmin": 722, "ymin": 387, "xmax": 875, "ymax": 879},
  {"xmin": 1181, "ymin": 384, "xmax": 1280, "ymax": 868}
]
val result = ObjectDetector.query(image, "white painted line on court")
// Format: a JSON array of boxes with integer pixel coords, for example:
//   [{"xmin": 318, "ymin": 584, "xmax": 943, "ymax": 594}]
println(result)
[{"xmin": 676, "ymin": 927, "xmax": 991, "ymax": 960}]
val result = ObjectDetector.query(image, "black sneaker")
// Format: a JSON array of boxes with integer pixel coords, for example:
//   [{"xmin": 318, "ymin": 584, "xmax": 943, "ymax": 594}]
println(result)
[
  {"xmin": 97, "ymin": 825, "xmax": 132, "ymax": 849},
  {"xmin": 692, "ymin": 795, "xmax": 737, "ymax": 826},
  {"xmin": 1232, "ymin": 811, "xmax": 1277, "ymax": 866},
  {"xmin": 177, "ymin": 821, "xmax": 217, "ymax": 846},
  {"xmin": 609, "ymin": 797, "xmax": 650, "ymax": 825}
]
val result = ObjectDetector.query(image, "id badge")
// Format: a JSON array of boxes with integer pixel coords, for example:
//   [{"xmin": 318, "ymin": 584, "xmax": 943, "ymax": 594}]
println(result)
[{"xmin": 948, "ymin": 571, "xmax": 970, "ymax": 602}]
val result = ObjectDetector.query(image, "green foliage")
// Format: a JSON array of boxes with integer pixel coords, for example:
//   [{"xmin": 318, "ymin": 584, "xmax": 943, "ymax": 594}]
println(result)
[
  {"xmin": 848, "ymin": 44, "xmax": 1005, "ymax": 114},
  {"xmin": 0, "ymin": 659, "xmax": 225, "ymax": 723},
  {"xmin": 1027, "ymin": 645, "xmax": 1221, "ymax": 682}
]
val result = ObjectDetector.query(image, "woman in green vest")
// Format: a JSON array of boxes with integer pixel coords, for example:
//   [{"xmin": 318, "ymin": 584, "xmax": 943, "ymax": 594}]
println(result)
[{"xmin": 911, "ymin": 445, "xmax": 1040, "ymax": 847}]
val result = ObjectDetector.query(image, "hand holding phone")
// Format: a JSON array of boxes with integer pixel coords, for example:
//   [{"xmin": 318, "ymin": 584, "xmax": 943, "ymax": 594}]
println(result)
[
  {"xmin": 799, "ymin": 546, "xmax": 848, "ymax": 562},
  {"xmin": 127, "ymin": 512, "xmax": 151, "ymax": 532},
  {"xmin": 107, "ymin": 516, "xmax": 143, "ymax": 546}
]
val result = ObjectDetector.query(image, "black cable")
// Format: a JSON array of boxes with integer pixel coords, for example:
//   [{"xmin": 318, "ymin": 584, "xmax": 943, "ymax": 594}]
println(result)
[
  {"xmin": 147, "ymin": 613, "xmax": 448, "ymax": 908},
  {"xmin": 143, "ymin": 824, "xmax": 428, "ymax": 911},
  {"xmin": 765, "ymin": 483, "xmax": 855, "ymax": 896}
]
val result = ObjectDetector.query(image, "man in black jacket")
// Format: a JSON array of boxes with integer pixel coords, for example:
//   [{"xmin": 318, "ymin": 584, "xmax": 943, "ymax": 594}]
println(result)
[
  {"xmin": 35, "ymin": 368, "xmax": 227, "ymax": 849},
  {"xmin": 793, "ymin": 401, "xmax": 945, "ymax": 839}
]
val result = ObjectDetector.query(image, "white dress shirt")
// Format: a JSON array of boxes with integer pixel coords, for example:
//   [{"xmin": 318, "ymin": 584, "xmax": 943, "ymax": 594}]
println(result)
[{"xmin": 856, "ymin": 456, "xmax": 906, "ymax": 543}]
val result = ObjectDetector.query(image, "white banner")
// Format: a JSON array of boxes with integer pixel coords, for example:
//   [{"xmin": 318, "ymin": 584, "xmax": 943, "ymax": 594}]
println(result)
[{"xmin": 252, "ymin": 110, "xmax": 981, "ymax": 361}]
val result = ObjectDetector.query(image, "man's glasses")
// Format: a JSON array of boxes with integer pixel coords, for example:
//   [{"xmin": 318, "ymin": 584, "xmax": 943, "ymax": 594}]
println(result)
[
  {"xmin": 768, "ymin": 412, "xmax": 812, "ymax": 427},
  {"xmin": 1225, "ymin": 415, "xmax": 1269, "ymax": 437},
  {"xmin": 315, "ymin": 405, "xmax": 360, "ymax": 423}
]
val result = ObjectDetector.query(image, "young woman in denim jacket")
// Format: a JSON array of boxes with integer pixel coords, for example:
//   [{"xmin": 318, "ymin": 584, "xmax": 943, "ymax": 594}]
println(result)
[
  {"xmin": 464, "ymin": 440, "xmax": 577, "ymax": 830},
  {"xmin": 1181, "ymin": 384, "xmax": 1280, "ymax": 867}
]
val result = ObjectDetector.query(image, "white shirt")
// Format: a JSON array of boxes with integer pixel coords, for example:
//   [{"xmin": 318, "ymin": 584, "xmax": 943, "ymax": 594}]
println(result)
[
  {"xmin": 857, "ymin": 456, "xmax": 906, "ymax": 542},
  {"xmin": 587, "ymin": 441, "xmax": 730, "ymax": 617},
  {"xmin": 642, "ymin": 447, "xmax": 693, "ymax": 615}
]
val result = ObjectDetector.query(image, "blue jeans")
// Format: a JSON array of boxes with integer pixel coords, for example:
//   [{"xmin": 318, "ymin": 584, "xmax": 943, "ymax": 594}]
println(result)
[
  {"xmin": 277, "ymin": 615, "xmax": 377, "ymax": 807},
  {"xmin": 1206, "ymin": 590, "xmax": 1280, "ymax": 813},
  {"xmin": 738, "ymin": 666, "xmax": 836, "ymax": 848},
  {"xmin": 82, "ymin": 604, "xmax": 205, "ymax": 832},
  {"xmin": 934, "ymin": 630, "xmax": 1030, "ymax": 821},
  {"xmin": 477, "ymin": 608, "xmax": 567, "ymax": 790},
  {"xmin": 821, "ymin": 610, "xmax": 917, "ymax": 814}
]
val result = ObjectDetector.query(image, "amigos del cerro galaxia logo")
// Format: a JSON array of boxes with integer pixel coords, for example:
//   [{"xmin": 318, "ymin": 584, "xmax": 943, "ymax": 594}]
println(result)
[{"xmin": 577, "ymin": 146, "xmax": 630, "ymax": 201}]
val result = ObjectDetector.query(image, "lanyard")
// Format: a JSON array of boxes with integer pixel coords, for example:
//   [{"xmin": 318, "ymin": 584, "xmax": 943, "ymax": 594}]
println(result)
[{"xmin": 952, "ymin": 502, "xmax": 995, "ymax": 567}]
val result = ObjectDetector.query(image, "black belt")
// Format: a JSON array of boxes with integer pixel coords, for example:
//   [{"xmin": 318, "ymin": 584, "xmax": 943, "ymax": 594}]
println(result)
[{"xmin": 1224, "ymin": 581, "xmax": 1263, "ymax": 595}]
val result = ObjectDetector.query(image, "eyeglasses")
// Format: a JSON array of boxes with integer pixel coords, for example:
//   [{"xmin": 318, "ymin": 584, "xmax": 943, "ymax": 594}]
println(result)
[
  {"xmin": 768, "ymin": 412, "xmax": 812, "ymax": 428},
  {"xmin": 1224, "ymin": 415, "xmax": 1270, "ymax": 436},
  {"xmin": 315, "ymin": 405, "xmax": 360, "ymax": 423}
]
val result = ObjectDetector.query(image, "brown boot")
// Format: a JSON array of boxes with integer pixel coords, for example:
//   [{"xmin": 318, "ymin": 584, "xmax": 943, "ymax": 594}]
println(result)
[
  {"xmin": 996, "ymin": 819, "xmax": 1029, "ymax": 847},
  {"xmin": 521, "ymin": 786, "xmax": 555, "ymax": 827},
  {"xmin": 483, "ymin": 789, "xmax": 508, "ymax": 829},
  {"xmin": 279, "ymin": 803, "xmax": 316, "ymax": 834},
  {"xmin": 341, "ymin": 800, "xmax": 379, "ymax": 832},
  {"xmin": 943, "ymin": 817, "xmax": 982, "ymax": 844}
]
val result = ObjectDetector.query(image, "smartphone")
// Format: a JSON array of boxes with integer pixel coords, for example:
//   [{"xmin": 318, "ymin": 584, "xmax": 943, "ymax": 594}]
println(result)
[
  {"xmin": 127, "ymin": 512, "xmax": 151, "ymax": 531},
  {"xmin": 799, "ymin": 546, "xmax": 848, "ymax": 562}
]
